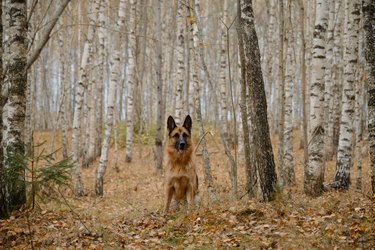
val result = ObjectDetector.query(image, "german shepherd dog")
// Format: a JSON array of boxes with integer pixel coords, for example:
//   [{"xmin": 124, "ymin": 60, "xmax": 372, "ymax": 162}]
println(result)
[{"xmin": 164, "ymin": 115, "xmax": 199, "ymax": 213}]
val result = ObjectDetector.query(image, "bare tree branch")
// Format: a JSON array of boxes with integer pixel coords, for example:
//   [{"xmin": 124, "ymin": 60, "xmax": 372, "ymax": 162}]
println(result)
[{"xmin": 27, "ymin": 0, "xmax": 71, "ymax": 70}]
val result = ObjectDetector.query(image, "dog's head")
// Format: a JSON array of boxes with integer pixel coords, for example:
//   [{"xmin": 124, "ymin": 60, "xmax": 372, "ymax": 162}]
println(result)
[{"xmin": 167, "ymin": 115, "xmax": 193, "ymax": 154}]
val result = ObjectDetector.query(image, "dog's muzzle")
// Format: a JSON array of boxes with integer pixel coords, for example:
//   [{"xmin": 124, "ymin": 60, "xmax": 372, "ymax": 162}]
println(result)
[{"xmin": 176, "ymin": 139, "xmax": 187, "ymax": 151}]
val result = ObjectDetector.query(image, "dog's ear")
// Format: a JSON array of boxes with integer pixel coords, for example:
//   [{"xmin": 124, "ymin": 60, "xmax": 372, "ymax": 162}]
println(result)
[
  {"xmin": 183, "ymin": 115, "xmax": 192, "ymax": 134},
  {"xmin": 167, "ymin": 116, "xmax": 177, "ymax": 135}
]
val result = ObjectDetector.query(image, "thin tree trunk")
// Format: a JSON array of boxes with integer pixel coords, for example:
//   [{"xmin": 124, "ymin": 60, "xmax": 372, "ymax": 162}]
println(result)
[
  {"xmin": 174, "ymin": 0, "xmax": 185, "ymax": 124},
  {"xmin": 355, "ymin": 70, "xmax": 363, "ymax": 190},
  {"xmin": 363, "ymin": 0, "xmax": 375, "ymax": 193},
  {"xmin": 219, "ymin": 0, "xmax": 228, "ymax": 142},
  {"xmin": 0, "ymin": 2, "xmax": 5, "ymax": 219},
  {"xmin": 324, "ymin": 0, "xmax": 336, "ymax": 160},
  {"xmin": 298, "ymin": 0, "xmax": 308, "ymax": 166},
  {"xmin": 96, "ymin": 0, "xmax": 125, "ymax": 196},
  {"xmin": 282, "ymin": 4, "xmax": 295, "ymax": 186},
  {"xmin": 125, "ymin": 0, "xmax": 137, "ymax": 163},
  {"xmin": 95, "ymin": 1, "xmax": 106, "ymax": 158},
  {"xmin": 154, "ymin": 0, "xmax": 164, "ymax": 173},
  {"xmin": 72, "ymin": 0, "xmax": 101, "ymax": 196},
  {"xmin": 95, "ymin": 52, "xmax": 119, "ymax": 196},
  {"xmin": 192, "ymin": 0, "xmax": 217, "ymax": 202},
  {"xmin": 277, "ymin": 0, "xmax": 286, "ymax": 183}
]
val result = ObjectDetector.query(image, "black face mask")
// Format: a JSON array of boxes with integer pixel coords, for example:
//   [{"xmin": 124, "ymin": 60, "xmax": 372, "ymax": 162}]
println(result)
[{"xmin": 175, "ymin": 136, "xmax": 188, "ymax": 151}]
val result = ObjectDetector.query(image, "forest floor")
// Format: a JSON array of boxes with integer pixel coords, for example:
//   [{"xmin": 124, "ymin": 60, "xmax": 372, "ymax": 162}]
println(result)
[{"xmin": 1, "ymin": 130, "xmax": 374, "ymax": 249}]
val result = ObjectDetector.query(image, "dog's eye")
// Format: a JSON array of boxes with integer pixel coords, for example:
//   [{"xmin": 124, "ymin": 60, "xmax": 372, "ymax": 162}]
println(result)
[
  {"xmin": 173, "ymin": 134, "xmax": 179, "ymax": 139},
  {"xmin": 182, "ymin": 132, "xmax": 188, "ymax": 138}
]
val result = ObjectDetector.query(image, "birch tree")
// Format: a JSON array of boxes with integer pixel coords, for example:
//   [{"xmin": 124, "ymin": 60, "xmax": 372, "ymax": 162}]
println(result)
[
  {"xmin": 154, "ymin": 0, "xmax": 164, "ymax": 173},
  {"xmin": 237, "ymin": 0, "xmax": 277, "ymax": 201},
  {"xmin": 282, "ymin": 3, "xmax": 295, "ymax": 186},
  {"xmin": 277, "ymin": 0, "xmax": 286, "ymax": 182},
  {"xmin": 304, "ymin": 0, "xmax": 328, "ymax": 197},
  {"xmin": 174, "ymin": 0, "xmax": 185, "ymax": 124},
  {"xmin": 219, "ymin": 0, "xmax": 228, "ymax": 140},
  {"xmin": 363, "ymin": 0, "xmax": 375, "ymax": 193},
  {"xmin": 95, "ymin": 0, "xmax": 125, "ymax": 196},
  {"xmin": 71, "ymin": 0, "xmax": 101, "ymax": 196},
  {"xmin": 191, "ymin": 0, "xmax": 217, "ymax": 202},
  {"xmin": 1, "ymin": 0, "xmax": 27, "ymax": 217},
  {"xmin": 125, "ymin": 0, "xmax": 137, "ymax": 163},
  {"xmin": 332, "ymin": 0, "xmax": 360, "ymax": 190}
]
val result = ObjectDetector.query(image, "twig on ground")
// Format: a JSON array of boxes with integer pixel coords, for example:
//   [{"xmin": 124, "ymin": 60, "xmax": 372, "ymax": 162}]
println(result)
[
  {"xmin": 57, "ymin": 187, "xmax": 92, "ymax": 234},
  {"xmin": 194, "ymin": 131, "xmax": 212, "ymax": 154}
]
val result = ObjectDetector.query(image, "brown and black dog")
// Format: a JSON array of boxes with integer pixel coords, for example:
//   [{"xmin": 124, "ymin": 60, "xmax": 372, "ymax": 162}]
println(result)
[{"xmin": 164, "ymin": 115, "xmax": 199, "ymax": 213}]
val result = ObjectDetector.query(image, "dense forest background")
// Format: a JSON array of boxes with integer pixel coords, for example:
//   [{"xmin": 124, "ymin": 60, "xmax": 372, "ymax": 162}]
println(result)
[{"xmin": 0, "ymin": 0, "xmax": 374, "ymax": 248}]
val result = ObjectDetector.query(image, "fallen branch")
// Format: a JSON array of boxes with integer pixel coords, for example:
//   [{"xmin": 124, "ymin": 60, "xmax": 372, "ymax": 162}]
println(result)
[{"xmin": 57, "ymin": 187, "xmax": 92, "ymax": 234}]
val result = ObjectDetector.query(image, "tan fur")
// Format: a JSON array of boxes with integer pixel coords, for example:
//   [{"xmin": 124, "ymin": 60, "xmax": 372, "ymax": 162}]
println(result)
[{"xmin": 164, "ymin": 117, "xmax": 198, "ymax": 214}]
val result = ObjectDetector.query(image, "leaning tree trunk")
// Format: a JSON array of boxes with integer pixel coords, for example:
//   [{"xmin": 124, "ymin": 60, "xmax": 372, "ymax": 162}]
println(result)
[
  {"xmin": 332, "ymin": 0, "xmax": 360, "ymax": 190},
  {"xmin": 125, "ymin": 0, "xmax": 137, "ymax": 163},
  {"xmin": 304, "ymin": 0, "xmax": 328, "ymax": 197},
  {"xmin": 363, "ymin": 0, "xmax": 375, "ymax": 193},
  {"xmin": 1, "ymin": 0, "xmax": 27, "ymax": 218},
  {"xmin": 237, "ymin": 0, "xmax": 277, "ymax": 201},
  {"xmin": 95, "ymin": 50, "xmax": 120, "ymax": 196}
]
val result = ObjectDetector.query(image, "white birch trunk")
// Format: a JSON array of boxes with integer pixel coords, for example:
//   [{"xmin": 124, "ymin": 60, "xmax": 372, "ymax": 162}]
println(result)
[
  {"xmin": 332, "ymin": 0, "xmax": 360, "ymax": 189},
  {"xmin": 95, "ymin": 0, "xmax": 125, "ymax": 196},
  {"xmin": 174, "ymin": 0, "xmax": 185, "ymax": 124},
  {"xmin": 219, "ymin": 0, "xmax": 228, "ymax": 131},
  {"xmin": 96, "ymin": 1, "xmax": 106, "ymax": 157},
  {"xmin": 304, "ymin": 0, "xmax": 328, "ymax": 197},
  {"xmin": 125, "ymin": 0, "xmax": 137, "ymax": 163},
  {"xmin": 71, "ymin": 0, "xmax": 100, "ymax": 196},
  {"xmin": 282, "ymin": 27, "xmax": 295, "ymax": 186},
  {"xmin": 323, "ymin": 0, "xmax": 335, "ymax": 161},
  {"xmin": 2, "ymin": 0, "xmax": 27, "ymax": 213},
  {"xmin": 95, "ymin": 52, "xmax": 119, "ymax": 196}
]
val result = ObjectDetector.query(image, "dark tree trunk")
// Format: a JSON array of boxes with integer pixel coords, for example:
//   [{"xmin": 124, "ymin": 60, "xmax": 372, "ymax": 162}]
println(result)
[
  {"xmin": 237, "ymin": 0, "xmax": 277, "ymax": 201},
  {"xmin": 155, "ymin": 0, "xmax": 164, "ymax": 173},
  {"xmin": 363, "ymin": 0, "xmax": 375, "ymax": 193}
]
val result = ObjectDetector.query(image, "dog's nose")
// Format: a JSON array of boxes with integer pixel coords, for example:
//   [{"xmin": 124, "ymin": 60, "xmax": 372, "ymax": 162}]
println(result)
[{"xmin": 179, "ymin": 142, "xmax": 186, "ymax": 149}]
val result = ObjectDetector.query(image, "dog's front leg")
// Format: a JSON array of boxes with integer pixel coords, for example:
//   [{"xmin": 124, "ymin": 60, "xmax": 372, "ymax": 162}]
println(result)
[
  {"xmin": 186, "ymin": 185, "xmax": 195, "ymax": 211},
  {"xmin": 164, "ymin": 187, "xmax": 174, "ymax": 214}
]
